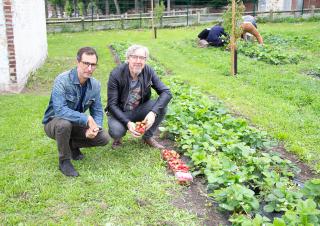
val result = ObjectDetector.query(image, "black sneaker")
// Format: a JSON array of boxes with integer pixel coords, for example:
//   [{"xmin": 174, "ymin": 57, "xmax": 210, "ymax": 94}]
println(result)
[
  {"xmin": 59, "ymin": 159, "xmax": 79, "ymax": 177},
  {"xmin": 71, "ymin": 148, "xmax": 84, "ymax": 160}
]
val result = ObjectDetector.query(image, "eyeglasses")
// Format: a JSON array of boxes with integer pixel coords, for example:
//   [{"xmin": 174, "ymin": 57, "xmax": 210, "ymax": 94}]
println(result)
[
  {"xmin": 81, "ymin": 61, "xmax": 97, "ymax": 68},
  {"xmin": 130, "ymin": 55, "xmax": 146, "ymax": 61}
]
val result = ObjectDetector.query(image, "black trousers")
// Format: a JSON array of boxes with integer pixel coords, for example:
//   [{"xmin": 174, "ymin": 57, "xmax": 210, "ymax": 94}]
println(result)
[
  {"xmin": 108, "ymin": 100, "xmax": 167, "ymax": 139},
  {"xmin": 44, "ymin": 118, "xmax": 110, "ymax": 161}
]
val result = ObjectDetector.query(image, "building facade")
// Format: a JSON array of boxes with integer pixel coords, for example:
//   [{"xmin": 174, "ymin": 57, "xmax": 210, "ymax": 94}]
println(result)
[{"xmin": 0, "ymin": 0, "xmax": 47, "ymax": 93}]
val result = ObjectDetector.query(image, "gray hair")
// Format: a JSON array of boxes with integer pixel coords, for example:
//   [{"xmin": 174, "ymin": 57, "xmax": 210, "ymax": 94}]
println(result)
[{"xmin": 125, "ymin": 44, "xmax": 149, "ymax": 62}]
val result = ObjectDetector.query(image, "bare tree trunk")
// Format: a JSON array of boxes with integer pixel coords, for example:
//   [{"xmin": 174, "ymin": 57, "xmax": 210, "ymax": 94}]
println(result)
[
  {"xmin": 45, "ymin": 0, "xmax": 48, "ymax": 18},
  {"xmin": 105, "ymin": 0, "xmax": 110, "ymax": 15},
  {"xmin": 113, "ymin": 0, "xmax": 120, "ymax": 14},
  {"xmin": 135, "ymin": 0, "xmax": 139, "ymax": 13}
]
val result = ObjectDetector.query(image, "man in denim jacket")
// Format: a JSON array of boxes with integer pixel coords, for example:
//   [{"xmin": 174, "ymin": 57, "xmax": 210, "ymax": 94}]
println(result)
[{"xmin": 43, "ymin": 47, "xmax": 110, "ymax": 177}]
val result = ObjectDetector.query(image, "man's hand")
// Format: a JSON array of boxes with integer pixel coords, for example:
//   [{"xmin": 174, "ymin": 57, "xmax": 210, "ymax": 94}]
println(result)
[
  {"xmin": 86, "ymin": 116, "xmax": 99, "ymax": 139},
  {"xmin": 127, "ymin": 121, "xmax": 142, "ymax": 138},
  {"xmin": 144, "ymin": 111, "xmax": 156, "ymax": 131},
  {"xmin": 85, "ymin": 127, "xmax": 99, "ymax": 139}
]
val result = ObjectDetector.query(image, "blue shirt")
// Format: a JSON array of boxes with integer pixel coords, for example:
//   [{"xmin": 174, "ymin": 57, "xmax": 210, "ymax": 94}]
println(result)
[
  {"xmin": 42, "ymin": 68, "xmax": 104, "ymax": 127},
  {"xmin": 206, "ymin": 25, "xmax": 227, "ymax": 43},
  {"xmin": 75, "ymin": 81, "xmax": 87, "ymax": 113}
]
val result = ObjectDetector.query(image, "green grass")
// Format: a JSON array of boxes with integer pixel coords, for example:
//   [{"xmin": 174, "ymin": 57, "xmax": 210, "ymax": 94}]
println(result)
[
  {"xmin": 0, "ymin": 31, "xmax": 202, "ymax": 224},
  {"xmin": 0, "ymin": 94, "xmax": 199, "ymax": 224},
  {"xmin": 1, "ymin": 21, "xmax": 320, "ymax": 224}
]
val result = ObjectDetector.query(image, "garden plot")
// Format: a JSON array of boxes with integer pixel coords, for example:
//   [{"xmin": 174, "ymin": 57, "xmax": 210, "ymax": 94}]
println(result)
[{"xmin": 110, "ymin": 41, "xmax": 320, "ymax": 225}]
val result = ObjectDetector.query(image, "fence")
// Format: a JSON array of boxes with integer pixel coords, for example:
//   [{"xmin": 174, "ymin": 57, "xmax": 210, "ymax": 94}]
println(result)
[{"xmin": 46, "ymin": 0, "xmax": 320, "ymax": 33}]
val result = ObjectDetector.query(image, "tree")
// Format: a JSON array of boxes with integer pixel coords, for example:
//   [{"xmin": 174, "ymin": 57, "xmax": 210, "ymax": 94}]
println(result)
[
  {"xmin": 113, "ymin": 0, "xmax": 120, "ymax": 15},
  {"xmin": 154, "ymin": 1, "xmax": 165, "ymax": 28},
  {"xmin": 105, "ymin": 0, "xmax": 110, "ymax": 15},
  {"xmin": 222, "ymin": 0, "xmax": 244, "ymax": 40},
  {"xmin": 78, "ymin": 1, "xmax": 85, "ymax": 16},
  {"xmin": 87, "ymin": 1, "xmax": 98, "ymax": 16},
  {"xmin": 134, "ymin": 0, "xmax": 139, "ymax": 13},
  {"xmin": 64, "ymin": 0, "xmax": 73, "ymax": 17}
]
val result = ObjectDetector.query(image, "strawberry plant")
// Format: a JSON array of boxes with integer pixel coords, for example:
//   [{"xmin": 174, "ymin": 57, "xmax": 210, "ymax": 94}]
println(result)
[
  {"xmin": 237, "ymin": 41, "xmax": 304, "ymax": 65},
  {"xmin": 263, "ymin": 183, "xmax": 303, "ymax": 213},
  {"xmin": 302, "ymin": 178, "xmax": 320, "ymax": 203},
  {"xmin": 275, "ymin": 199, "xmax": 320, "ymax": 225},
  {"xmin": 229, "ymin": 213, "xmax": 271, "ymax": 226},
  {"xmin": 212, "ymin": 184, "xmax": 260, "ymax": 214}
]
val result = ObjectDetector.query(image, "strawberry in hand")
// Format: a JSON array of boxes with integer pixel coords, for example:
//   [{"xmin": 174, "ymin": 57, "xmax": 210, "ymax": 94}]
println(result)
[{"xmin": 135, "ymin": 121, "xmax": 146, "ymax": 135}]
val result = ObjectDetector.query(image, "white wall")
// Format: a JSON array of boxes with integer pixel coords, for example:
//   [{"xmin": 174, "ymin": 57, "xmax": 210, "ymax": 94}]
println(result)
[
  {"xmin": 0, "ymin": 1, "xmax": 10, "ymax": 89},
  {"xmin": 0, "ymin": 0, "xmax": 47, "ymax": 92},
  {"xmin": 259, "ymin": 0, "xmax": 289, "ymax": 11},
  {"xmin": 13, "ymin": 0, "xmax": 47, "ymax": 87}
]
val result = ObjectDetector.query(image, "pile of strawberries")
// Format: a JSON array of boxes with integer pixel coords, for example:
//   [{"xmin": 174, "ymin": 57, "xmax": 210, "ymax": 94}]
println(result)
[
  {"xmin": 135, "ymin": 121, "xmax": 193, "ymax": 185},
  {"xmin": 161, "ymin": 149, "xmax": 193, "ymax": 185}
]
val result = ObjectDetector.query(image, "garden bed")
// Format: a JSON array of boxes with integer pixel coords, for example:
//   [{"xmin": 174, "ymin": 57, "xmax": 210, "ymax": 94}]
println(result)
[{"xmin": 110, "ymin": 41, "xmax": 320, "ymax": 225}]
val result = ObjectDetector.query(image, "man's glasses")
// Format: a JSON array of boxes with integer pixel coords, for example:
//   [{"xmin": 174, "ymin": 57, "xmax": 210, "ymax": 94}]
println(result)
[
  {"xmin": 81, "ymin": 61, "xmax": 97, "ymax": 68},
  {"xmin": 130, "ymin": 55, "xmax": 146, "ymax": 61}
]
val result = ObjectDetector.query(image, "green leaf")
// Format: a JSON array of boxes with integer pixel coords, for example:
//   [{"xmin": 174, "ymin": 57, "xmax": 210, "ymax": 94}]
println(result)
[{"xmin": 264, "ymin": 204, "xmax": 275, "ymax": 213}]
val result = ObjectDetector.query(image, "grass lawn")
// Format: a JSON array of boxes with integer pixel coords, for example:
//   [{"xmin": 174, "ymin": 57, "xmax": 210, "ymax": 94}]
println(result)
[{"xmin": 1, "ymin": 21, "xmax": 320, "ymax": 224}]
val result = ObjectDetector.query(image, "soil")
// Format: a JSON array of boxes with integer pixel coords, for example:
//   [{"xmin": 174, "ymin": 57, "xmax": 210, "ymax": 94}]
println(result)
[{"xmin": 159, "ymin": 137, "xmax": 230, "ymax": 226}]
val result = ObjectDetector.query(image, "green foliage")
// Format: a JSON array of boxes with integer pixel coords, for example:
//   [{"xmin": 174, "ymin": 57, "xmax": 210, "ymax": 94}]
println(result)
[
  {"xmin": 64, "ymin": 0, "xmax": 73, "ymax": 17},
  {"xmin": 302, "ymin": 179, "xmax": 320, "ymax": 203},
  {"xmin": 222, "ymin": 0, "xmax": 245, "ymax": 40},
  {"xmin": 263, "ymin": 183, "xmax": 303, "ymax": 213},
  {"xmin": 87, "ymin": 1, "xmax": 98, "ymax": 15},
  {"xmin": 237, "ymin": 40, "xmax": 304, "ymax": 65},
  {"xmin": 277, "ymin": 199, "xmax": 320, "ymax": 225},
  {"xmin": 154, "ymin": 1, "xmax": 165, "ymax": 28},
  {"xmin": 77, "ymin": 1, "xmax": 85, "ymax": 16},
  {"xmin": 48, "ymin": 0, "xmax": 64, "ymax": 7},
  {"xmin": 229, "ymin": 213, "xmax": 270, "ymax": 226},
  {"xmin": 212, "ymin": 184, "xmax": 260, "ymax": 213}
]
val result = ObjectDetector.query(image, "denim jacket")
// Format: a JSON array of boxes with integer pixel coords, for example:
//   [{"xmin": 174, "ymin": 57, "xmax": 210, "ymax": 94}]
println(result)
[{"xmin": 42, "ymin": 68, "xmax": 103, "ymax": 127}]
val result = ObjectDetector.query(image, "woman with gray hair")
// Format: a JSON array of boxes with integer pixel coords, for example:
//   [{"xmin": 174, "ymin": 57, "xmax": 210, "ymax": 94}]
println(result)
[{"xmin": 105, "ymin": 44, "xmax": 172, "ymax": 149}]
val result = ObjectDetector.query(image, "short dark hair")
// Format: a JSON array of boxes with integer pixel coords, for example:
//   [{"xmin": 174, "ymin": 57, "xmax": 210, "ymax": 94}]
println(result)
[{"xmin": 76, "ymin": 47, "xmax": 98, "ymax": 63}]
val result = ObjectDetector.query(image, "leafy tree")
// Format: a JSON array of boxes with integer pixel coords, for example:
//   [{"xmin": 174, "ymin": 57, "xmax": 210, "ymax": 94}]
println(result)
[
  {"xmin": 78, "ymin": 1, "xmax": 85, "ymax": 16},
  {"xmin": 154, "ymin": 1, "xmax": 165, "ymax": 27},
  {"xmin": 87, "ymin": 1, "xmax": 98, "ymax": 16},
  {"xmin": 222, "ymin": 0, "xmax": 245, "ymax": 40},
  {"xmin": 64, "ymin": 0, "xmax": 73, "ymax": 17}
]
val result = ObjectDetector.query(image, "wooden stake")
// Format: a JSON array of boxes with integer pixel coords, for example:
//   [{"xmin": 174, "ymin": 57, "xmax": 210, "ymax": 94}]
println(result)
[
  {"xmin": 231, "ymin": 0, "xmax": 236, "ymax": 76},
  {"xmin": 151, "ymin": 0, "xmax": 155, "ymax": 38}
]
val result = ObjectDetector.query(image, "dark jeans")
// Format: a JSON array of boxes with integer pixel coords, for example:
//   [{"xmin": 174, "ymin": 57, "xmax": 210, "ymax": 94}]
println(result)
[
  {"xmin": 44, "ymin": 118, "xmax": 110, "ymax": 161},
  {"xmin": 108, "ymin": 100, "xmax": 167, "ymax": 140}
]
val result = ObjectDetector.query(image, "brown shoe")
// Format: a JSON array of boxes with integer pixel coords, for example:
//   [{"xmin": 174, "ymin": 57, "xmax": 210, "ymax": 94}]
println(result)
[
  {"xmin": 112, "ymin": 138, "xmax": 122, "ymax": 149},
  {"xmin": 143, "ymin": 137, "xmax": 165, "ymax": 149}
]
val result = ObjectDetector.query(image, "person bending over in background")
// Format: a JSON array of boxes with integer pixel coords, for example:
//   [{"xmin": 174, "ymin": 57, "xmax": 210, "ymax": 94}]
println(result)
[
  {"xmin": 206, "ymin": 23, "xmax": 229, "ymax": 47},
  {"xmin": 106, "ymin": 44, "xmax": 172, "ymax": 150},
  {"xmin": 197, "ymin": 27, "xmax": 211, "ymax": 48},
  {"xmin": 241, "ymin": 15, "xmax": 263, "ymax": 45},
  {"xmin": 42, "ymin": 47, "xmax": 110, "ymax": 177}
]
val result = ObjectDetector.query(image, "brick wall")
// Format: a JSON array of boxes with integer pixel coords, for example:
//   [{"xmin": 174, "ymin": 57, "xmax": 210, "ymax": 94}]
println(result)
[
  {"xmin": 3, "ymin": 0, "xmax": 17, "ymax": 84},
  {"xmin": 0, "ymin": 1, "xmax": 10, "ymax": 87},
  {"xmin": 0, "ymin": 0, "xmax": 47, "ymax": 93}
]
